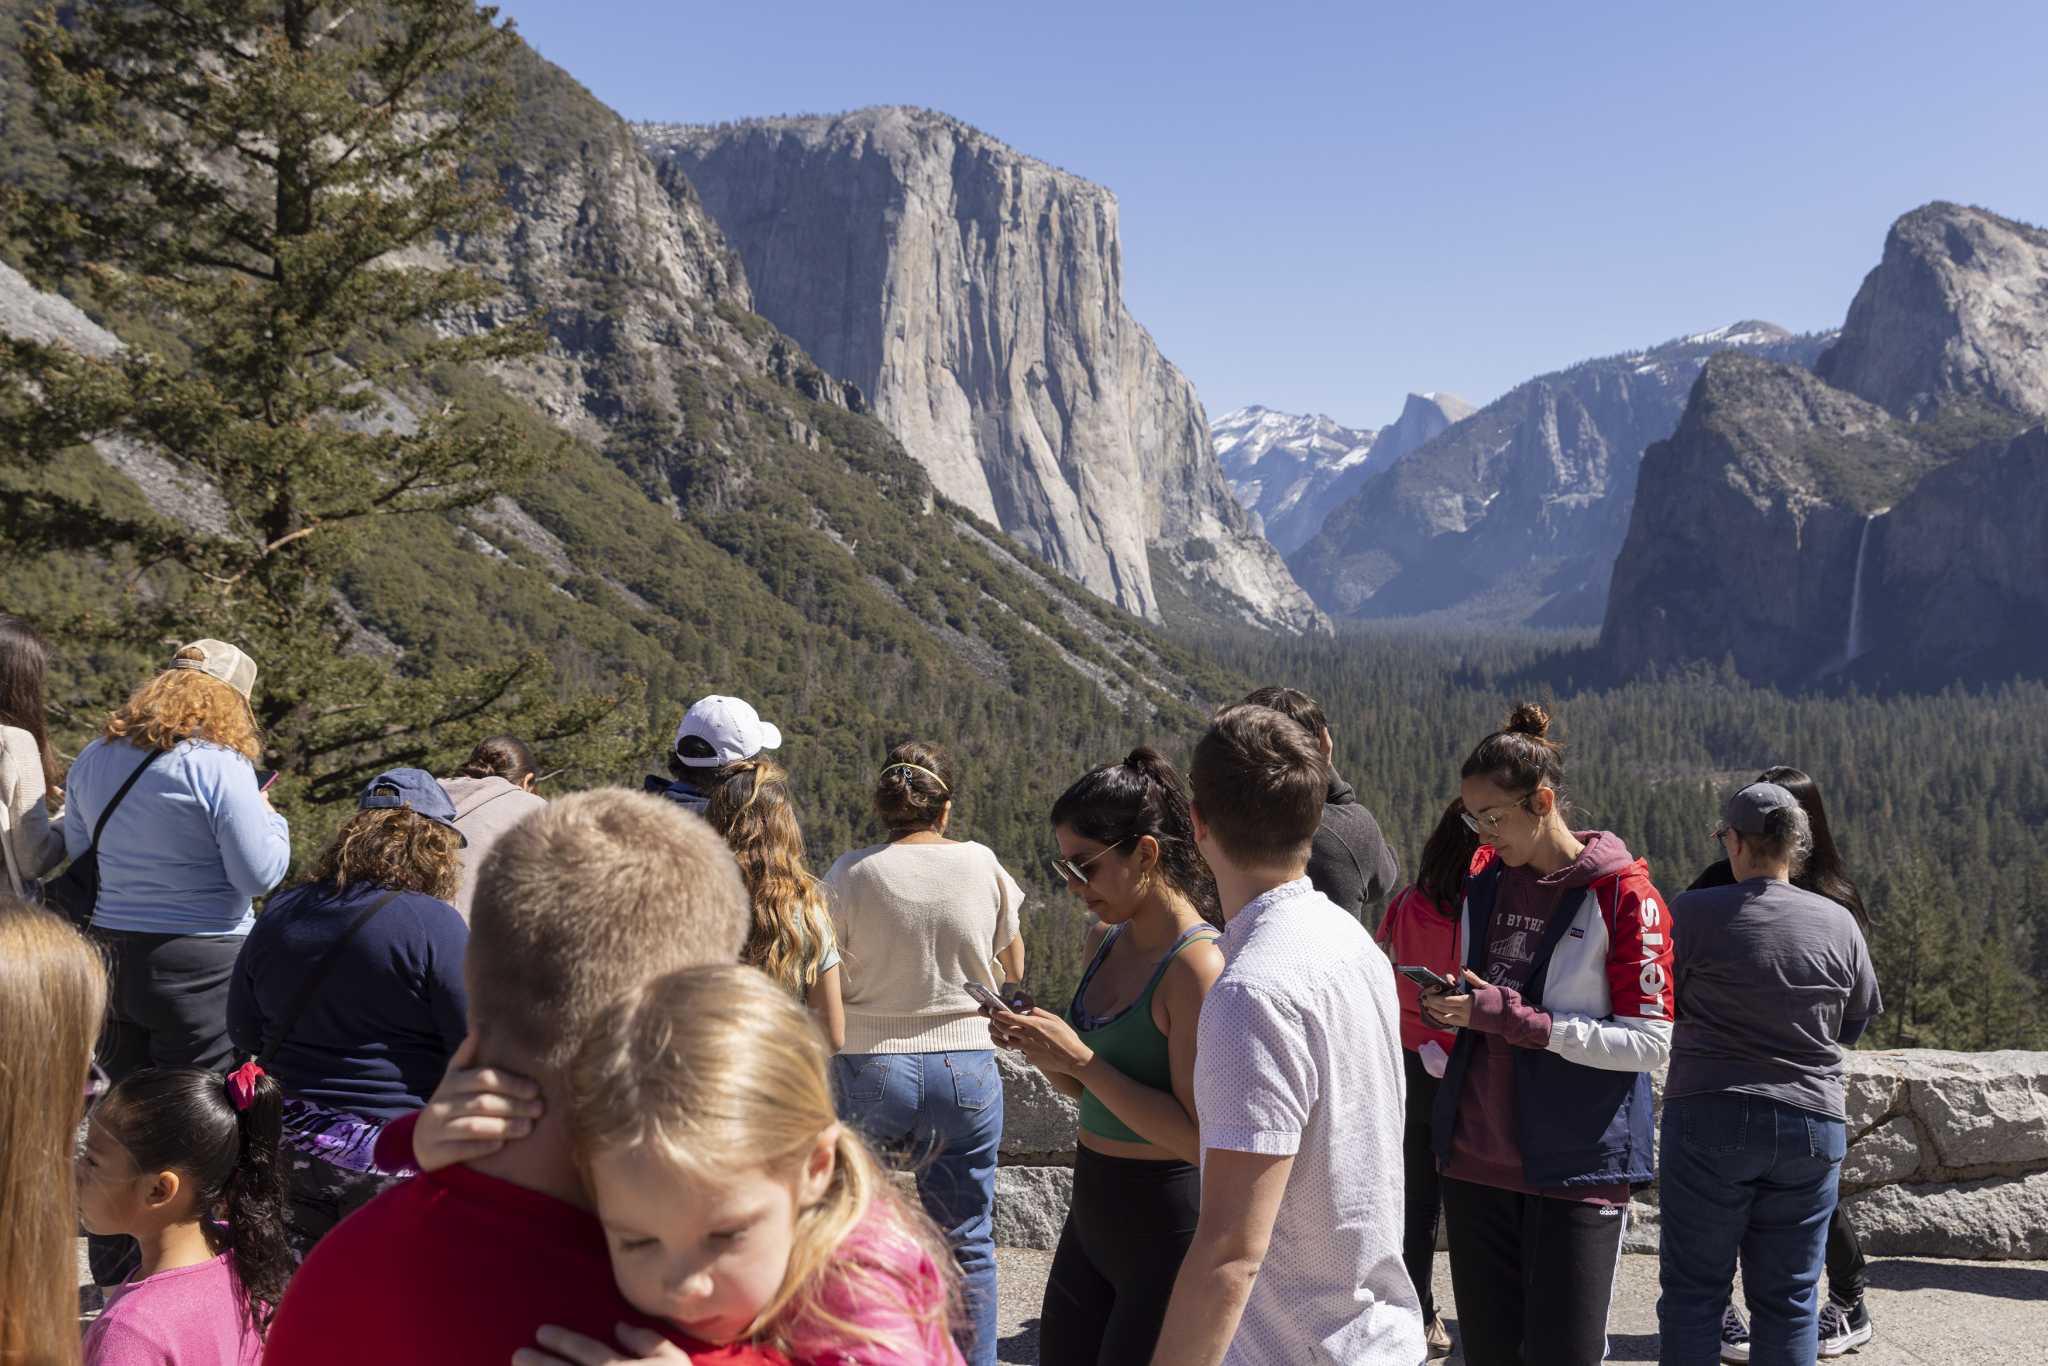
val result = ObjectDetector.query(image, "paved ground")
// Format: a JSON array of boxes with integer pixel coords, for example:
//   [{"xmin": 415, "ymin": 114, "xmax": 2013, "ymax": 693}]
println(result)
[{"xmin": 993, "ymin": 1248, "xmax": 2048, "ymax": 1365}]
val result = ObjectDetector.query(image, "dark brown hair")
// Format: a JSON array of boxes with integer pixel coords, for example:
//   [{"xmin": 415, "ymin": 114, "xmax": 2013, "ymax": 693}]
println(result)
[
  {"xmin": 1414, "ymin": 798, "xmax": 1480, "ymax": 912},
  {"xmin": 1051, "ymin": 747, "xmax": 1221, "ymax": 926},
  {"xmin": 0, "ymin": 615, "xmax": 56, "ymax": 788},
  {"xmin": 459, "ymin": 734, "xmax": 536, "ymax": 784},
  {"xmin": 1757, "ymin": 766, "xmax": 1867, "ymax": 928},
  {"xmin": 1240, "ymin": 685, "xmax": 1328, "ymax": 744},
  {"xmin": 1190, "ymin": 704, "xmax": 1328, "ymax": 866},
  {"xmin": 1460, "ymin": 702, "xmax": 1565, "ymax": 801},
  {"xmin": 305, "ymin": 808, "xmax": 463, "ymax": 902},
  {"xmin": 875, "ymin": 740, "xmax": 953, "ymax": 838}
]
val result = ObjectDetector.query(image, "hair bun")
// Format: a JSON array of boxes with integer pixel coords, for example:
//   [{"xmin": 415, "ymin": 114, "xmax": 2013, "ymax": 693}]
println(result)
[{"xmin": 1504, "ymin": 702, "xmax": 1552, "ymax": 740}]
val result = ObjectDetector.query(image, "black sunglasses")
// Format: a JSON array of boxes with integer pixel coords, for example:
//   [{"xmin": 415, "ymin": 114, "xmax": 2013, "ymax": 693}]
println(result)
[{"xmin": 1047, "ymin": 836, "xmax": 1131, "ymax": 886}]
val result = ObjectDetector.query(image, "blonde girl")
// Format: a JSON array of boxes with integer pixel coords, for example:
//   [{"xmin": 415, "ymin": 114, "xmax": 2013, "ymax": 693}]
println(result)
[
  {"xmin": 417, "ymin": 964, "xmax": 963, "ymax": 1366},
  {"xmin": 705, "ymin": 758, "xmax": 845, "ymax": 1050}
]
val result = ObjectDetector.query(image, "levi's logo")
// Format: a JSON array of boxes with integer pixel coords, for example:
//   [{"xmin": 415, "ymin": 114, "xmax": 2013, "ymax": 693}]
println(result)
[
  {"xmin": 1569, "ymin": 927, "xmax": 1586, "ymax": 939},
  {"xmin": 1637, "ymin": 897, "xmax": 1669, "ymax": 1017}
]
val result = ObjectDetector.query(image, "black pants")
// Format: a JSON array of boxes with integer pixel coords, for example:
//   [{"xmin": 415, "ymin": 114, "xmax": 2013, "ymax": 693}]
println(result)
[
  {"xmin": 1441, "ymin": 1175, "xmax": 1627, "ymax": 1366},
  {"xmin": 87, "ymin": 928, "xmax": 244, "ymax": 1285},
  {"xmin": 93, "ymin": 928, "xmax": 243, "ymax": 1080},
  {"xmin": 1825, "ymin": 1202, "xmax": 1866, "ymax": 1302},
  {"xmin": 1402, "ymin": 1050, "xmax": 1444, "ymax": 1320},
  {"xmin": 1039, "ymin": 1147, "xmax": 1201, "ymax": 1366}
]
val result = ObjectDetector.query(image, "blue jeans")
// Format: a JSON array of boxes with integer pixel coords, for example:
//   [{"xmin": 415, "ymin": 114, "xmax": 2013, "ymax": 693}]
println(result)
[
  {"xmin": 1657, "ymin": 1093, "xmax": 1846, "ymax": 1366},
  {"xmin": 832, "ymin": 1050, "xmax": 1003, "ymax": 1366}
]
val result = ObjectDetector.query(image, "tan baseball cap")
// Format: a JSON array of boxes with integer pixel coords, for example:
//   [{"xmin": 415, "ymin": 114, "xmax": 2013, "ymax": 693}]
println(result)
[{"xmin": 169, "ymin": 639, "xmax": 257, "ymax": 702}]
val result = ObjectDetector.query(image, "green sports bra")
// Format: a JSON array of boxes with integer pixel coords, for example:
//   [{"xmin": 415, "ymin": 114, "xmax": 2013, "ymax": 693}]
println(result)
[{"xmin": 1066, "ymin": 922, "xmax": 1221, "ymax": 1144}]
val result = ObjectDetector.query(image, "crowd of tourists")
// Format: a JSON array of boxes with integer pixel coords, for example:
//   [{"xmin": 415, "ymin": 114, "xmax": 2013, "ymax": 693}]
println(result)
[{"xmin": 0, "ymin": 612, "xmax": 1882, "ymax": 1366}]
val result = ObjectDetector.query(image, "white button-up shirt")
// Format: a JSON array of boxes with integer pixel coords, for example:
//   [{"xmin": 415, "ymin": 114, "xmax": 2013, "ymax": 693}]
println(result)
[{"xmin": 1195, "ymin": 877, "xmax": 1425, "ymax": 1366}]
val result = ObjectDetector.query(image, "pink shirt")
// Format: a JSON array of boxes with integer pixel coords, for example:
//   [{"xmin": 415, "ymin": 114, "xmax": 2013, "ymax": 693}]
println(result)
[
  {"xmin": 788, "ymin": 1204, "xmax": 965, "ymax": 1366},
  {"xmin": 83, "ymin": 1253, "xmax": 262, "ymax": 1366}
]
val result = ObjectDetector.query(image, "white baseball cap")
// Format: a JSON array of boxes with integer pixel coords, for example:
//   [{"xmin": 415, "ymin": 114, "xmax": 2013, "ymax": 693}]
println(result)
[{"xmin": 673, "ymin": 695, "xmax": 782, "ymax": 767}]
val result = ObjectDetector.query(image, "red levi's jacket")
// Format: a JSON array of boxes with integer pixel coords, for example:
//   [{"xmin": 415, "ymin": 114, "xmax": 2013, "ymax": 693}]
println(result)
[{"xmin": 264, "ymin": 1113, "xmax": 791, "ymax": 1366}]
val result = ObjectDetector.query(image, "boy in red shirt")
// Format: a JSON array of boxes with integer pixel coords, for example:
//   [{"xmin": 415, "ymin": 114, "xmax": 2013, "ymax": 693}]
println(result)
[{"xmin": 264, "ymin": 790, "xmax": 791, "ymax": 1366}]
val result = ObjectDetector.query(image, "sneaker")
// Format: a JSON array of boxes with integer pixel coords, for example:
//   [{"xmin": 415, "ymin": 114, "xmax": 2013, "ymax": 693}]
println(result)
[
  {"xmin": 1720, "ymin": 1303, "xmax": 1752, "ymax": 1363},
  {"xmin": 1426, "ymin": 1312, "xmax": 1453, "ymax": 1361},
  {"xmin": 1818, "ymin": 1295, "xmax": 1874, "ymax": 1357}
]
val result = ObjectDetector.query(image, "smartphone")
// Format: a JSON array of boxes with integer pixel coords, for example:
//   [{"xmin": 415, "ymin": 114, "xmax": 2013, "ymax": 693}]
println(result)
[
  {"xmin": 257, "ymin": 769, "xmax": 281, "ymax": 793},
  {"xmin": 963, "ymin": 981, "xmax": 1014, "ymax": 1014},
  {"xmin": 1397, "ymin": 964, "xmax": 1458, "ymax": 994}
]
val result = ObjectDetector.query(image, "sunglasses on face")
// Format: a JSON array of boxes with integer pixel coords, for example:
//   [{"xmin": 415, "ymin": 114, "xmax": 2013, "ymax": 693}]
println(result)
[
  {"xmin": 1047, "ymin": 836, "xmax": 1131, "ymax": 887},
  {"xmin": 1460, "ymin": 793, "xmax": 1534, "ymax": 836}
]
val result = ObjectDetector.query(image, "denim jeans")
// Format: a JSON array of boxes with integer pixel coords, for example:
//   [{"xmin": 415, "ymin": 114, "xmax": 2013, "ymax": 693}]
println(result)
[
  {"xmin": 832, "ymin": 1050, "xmax": 1003, "ymax": 1366},
  {"xmin": 1657, "ymin": 1093, "xmax": 1846, "ymax": 1366}
]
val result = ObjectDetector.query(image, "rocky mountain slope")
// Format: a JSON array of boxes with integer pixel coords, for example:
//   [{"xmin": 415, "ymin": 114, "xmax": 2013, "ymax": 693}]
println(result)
[
  {"xmin": 1214, "ymin": 391, "xmax": 1471, "ymax": 555},
  {"xmin": 1290, "ymin": 324, "xmax": 1832, "ymax": 627},
  {"xmin": 0, "ymin": 13, "xmax": 1239, "ymax": 855},
  {"xmin": 635, "ymin": 107, "xmax": 1326, "ymax": 635},
  {"xmin": 1603, "ymin": 203, "xmax": 2048, "ymax": 689}
]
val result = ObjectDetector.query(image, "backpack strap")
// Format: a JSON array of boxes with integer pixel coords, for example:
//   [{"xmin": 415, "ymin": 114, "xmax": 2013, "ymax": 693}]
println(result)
[
  {"xmin": 257, "ymin": 889, "xmax": 404, "ymax": 1067},
  {"xmin": 89, "ymin": 747, "xmax": 164, "ymax": 856}
]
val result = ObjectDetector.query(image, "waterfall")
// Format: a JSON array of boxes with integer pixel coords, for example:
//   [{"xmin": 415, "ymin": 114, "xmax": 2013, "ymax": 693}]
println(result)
[{"xmin": 1843, "ymin": 509, "xmax": 1888, "ymax": 664}]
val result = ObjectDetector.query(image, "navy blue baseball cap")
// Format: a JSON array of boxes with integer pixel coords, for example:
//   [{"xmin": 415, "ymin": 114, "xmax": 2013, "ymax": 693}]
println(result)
[{"xmin": 359, "ymin": 768, "xmax": 468, "ymax": 846}]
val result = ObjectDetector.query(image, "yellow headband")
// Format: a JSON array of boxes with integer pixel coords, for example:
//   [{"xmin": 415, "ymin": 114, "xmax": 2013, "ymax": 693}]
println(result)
[{"xmin": 883, "ymin": 762, "xmax": 949, "ymax": 794}]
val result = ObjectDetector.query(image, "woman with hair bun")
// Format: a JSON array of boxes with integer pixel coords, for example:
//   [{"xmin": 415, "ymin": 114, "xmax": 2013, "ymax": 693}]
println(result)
[
  {"xmin": 441, "ymin": 734, "xmax": 547, "ymax": 921},
  {"xmin": 1423, "ymin": 702, "xmax": 1675, "ymax": 1366},
  {"xmin": 825, "ymin": 739, "xmax": 1026, "ymax": 1366},
  {"xmin": 986, "ymin": 747, "xmax": 1226, "ymax": 1366}
]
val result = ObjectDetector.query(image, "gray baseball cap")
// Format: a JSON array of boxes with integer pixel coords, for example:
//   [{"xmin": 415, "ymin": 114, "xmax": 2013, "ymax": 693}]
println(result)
[{"xmin": 1722, "ymin": 781, "xmax": 1800, "ymax": 835}]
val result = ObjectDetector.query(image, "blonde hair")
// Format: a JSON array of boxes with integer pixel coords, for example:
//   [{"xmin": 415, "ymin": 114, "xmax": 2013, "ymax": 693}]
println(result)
[
  {"xmin": 571, "ymin": 965, "xmax": 958, "ymax": 1357},
  {"xmin": 706, "ymin": 759, "xmax": 834, "ymax": 997},
  {"xmin": 0, "ymin": 900, "xmax": 107, "ymax": 1366},
  {"xmin": 466, "ymin": 789, "xmax": 749, "ymax": 1072},
  {"xmin": 306, "ymin": 808, "xmax": 463, "ymax": 902},
  {"xmin": 103, "ymin": 648, "xmax": 262, "ymax": 761}
]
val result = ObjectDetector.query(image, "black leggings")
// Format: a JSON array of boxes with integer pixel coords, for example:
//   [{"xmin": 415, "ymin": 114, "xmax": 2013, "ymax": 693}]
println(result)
[
  {"xmin": 1039, "ymin": 1146, "xmax": 1201, "ymax": 1366},
  {"xmin": 1401, "ymin": 1049, "xmax": 1444, "ymax": 1320},
  {"xmin": 1824, "ymin": 1202, "xmax": 1867, "ymax": 1301},
  {"xmin": 1440, "ymin": 1175, "xmax": 1627, "ymax": 1366}
]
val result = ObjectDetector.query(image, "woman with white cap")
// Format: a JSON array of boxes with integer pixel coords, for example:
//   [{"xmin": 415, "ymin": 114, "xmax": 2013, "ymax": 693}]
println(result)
[
  {"xmin": 642, "ymin": 692, "xmax": 782, "ymax": 815},
  {"xmin": 1656, "ymin": 781, "xmax": 1882, "ymax": 1366},
  {"xmin": 825, "ymin": 739, "xmax": 1027, "ymax": 1366},
  {"xmin": 229, "ymin": 767, "xmax": 472, "ymax": 1256},
  {"xmin": 62, "ymin": 640, "xmax": 291, "ymax": 1081}
]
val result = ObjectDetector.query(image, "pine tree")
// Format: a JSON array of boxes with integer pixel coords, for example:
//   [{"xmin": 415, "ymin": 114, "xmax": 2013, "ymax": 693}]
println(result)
[{"xmin": 0, "ymin": 1, "xmax": 637, "ymax": 827}]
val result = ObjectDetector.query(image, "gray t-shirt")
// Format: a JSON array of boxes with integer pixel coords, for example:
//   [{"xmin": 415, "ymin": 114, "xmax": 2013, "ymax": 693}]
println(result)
[{"xmin": 1667, "ymin": 877, "xmax": 1882, "ymax": 1119}]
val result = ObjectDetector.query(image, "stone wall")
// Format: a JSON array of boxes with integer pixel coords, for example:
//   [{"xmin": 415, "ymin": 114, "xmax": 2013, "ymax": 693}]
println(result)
[{"xmin": 990, "ymin": 1050, "xmax": 2048, "ymax": 1259}]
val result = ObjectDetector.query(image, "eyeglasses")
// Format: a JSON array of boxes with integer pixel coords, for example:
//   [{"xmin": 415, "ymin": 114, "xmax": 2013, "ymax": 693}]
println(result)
[
  {"xmin": 1047, "ymin": 837, "xmax": 1131, "ymax": 887},
  {"xmin": 1460, "ymin": 794, "xmax": 1534, "ymax": 836}
]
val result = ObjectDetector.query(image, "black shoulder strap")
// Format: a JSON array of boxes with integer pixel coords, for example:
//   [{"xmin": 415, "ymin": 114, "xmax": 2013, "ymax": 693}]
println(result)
[
  {"xmin": 89, "ymin": 748, "xmax": 164, "ymax": 854},
  {"xmin": 258, "ymin": 889, "xmax": 404, "ymax": 1067}
]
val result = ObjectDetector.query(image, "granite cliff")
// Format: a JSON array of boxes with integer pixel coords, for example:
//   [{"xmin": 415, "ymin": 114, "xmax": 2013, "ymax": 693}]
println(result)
[
  {"xmin": 1290, "ymin": 324, "xmax": 1830, "ymax": 627},
  {"xmin": 636, "ymin": 108, "xmax": 1327, "ymax": 634},
  {"xmin": 1214, "ymin": 391, "xmax": 1471, "ymax": 555},
  {"xmin": 1603, "ymin": 203, "xmax": 2048, "ymax": 688}
]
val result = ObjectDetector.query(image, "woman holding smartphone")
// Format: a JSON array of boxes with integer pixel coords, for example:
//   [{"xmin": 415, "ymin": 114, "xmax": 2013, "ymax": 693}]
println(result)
[{"xmin": 985, "ymin": 747, "xmax": 1225, "ymax": 1366}]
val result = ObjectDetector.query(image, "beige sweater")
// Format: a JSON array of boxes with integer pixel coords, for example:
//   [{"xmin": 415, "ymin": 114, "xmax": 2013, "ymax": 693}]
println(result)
[
  {"xmin": 1, "ymin": 724, "xmax": 67, "ymax": 893},
  {"xmin": 825, "ymin": 839, "xmax": 1024, "ymax": 1054}
]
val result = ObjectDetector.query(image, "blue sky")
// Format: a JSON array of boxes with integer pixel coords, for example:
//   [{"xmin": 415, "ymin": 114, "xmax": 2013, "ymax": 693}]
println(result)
[{"xmin": 493, "ymin": 0, "xmax": 2048, "ymax": 428}]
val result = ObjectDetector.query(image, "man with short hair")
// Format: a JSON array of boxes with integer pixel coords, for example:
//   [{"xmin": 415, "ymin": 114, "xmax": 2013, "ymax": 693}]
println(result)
[
  {"xmin": 1241, "ymin": 685, "xmax": 1399, "ymax": 923},
  {"xmin": 644, "ymin": 693, "xmax": 783, "ymax": 813},
  {"xmin": 1150, "ymin": 705, "xmax": 1425, "ymax": 1366},
  {"xmin": 264, "ymin": 790, "xmax": 787, "ymax": 1366}
]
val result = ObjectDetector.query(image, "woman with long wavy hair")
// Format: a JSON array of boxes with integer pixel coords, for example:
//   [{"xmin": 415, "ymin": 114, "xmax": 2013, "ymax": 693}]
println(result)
[
  {"xmin": 0, "ymin": 614, "xmax": 68, "ymax": 896},
  {"xmin": 705, "ymin": 756, "xmax": 845, "ymax": 1050},
  {"xmin": 0, "ymin": 897, "xmax": 109, "ymax": 1366},
  {"xmin": 227, "ymin": 767, "xmax": 470, "ymax": 1259}
]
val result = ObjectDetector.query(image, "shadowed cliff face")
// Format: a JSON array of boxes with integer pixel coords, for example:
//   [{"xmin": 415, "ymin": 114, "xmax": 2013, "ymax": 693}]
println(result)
[
  {"xmin": 635, "ymin": 107, "xmax": 1328, "ymax": 635},
  {"xmin": 1604, "ymin": 203, "xmax": 2048, "ymax": 690},
  {"xmin": 1289, "ymin": 324, "xmax": 1829, "ymax": 628}
]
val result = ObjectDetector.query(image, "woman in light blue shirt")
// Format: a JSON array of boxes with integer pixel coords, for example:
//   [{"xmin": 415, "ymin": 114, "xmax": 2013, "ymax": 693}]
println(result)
[{"xmin": 64, "ymin": 640, "xmax": 290, "ymax": 1081}]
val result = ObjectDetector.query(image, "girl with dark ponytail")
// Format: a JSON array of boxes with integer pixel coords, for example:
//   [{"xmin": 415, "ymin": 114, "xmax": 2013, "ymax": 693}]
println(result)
[
  {"xmin": 986, "ymin": 747, "xmax": 1226, "ymax": 1366},
  {"xmin": 75, "ymin": 1063, "xmax": 292, "ymax": 1363}
]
